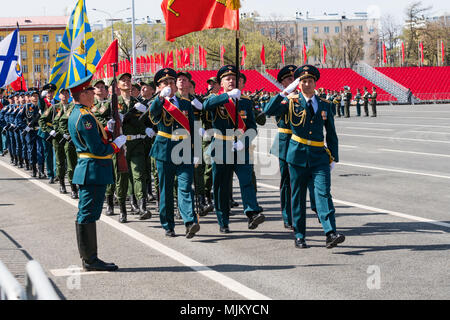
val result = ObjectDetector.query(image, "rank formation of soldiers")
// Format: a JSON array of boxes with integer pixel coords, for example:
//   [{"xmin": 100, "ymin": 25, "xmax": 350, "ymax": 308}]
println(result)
[{"xmin": 0, "ymin": 63, "xmax": 385, "ymax": 271}]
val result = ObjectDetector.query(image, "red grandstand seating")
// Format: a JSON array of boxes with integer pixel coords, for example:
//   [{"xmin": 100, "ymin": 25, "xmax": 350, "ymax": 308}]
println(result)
[
  {"xmin": 267, "ymin": 68, "xmax": 397, "ymax": 102},
  {"xmin": 189, "ymin": 70, "xmax": 280, "ymax": 95},
  {"xmin": 375, "ymin": 66, "xmax": 450, "ymax": 101}
]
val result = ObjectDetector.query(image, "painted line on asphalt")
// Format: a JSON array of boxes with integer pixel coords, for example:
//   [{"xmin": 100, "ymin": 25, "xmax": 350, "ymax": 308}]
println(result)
[
  {"xmin": 378, "ymin": 148, "xmax": 450, "ymax": 158},
  {"xmin": 338, "ymin": 133, "xmax": 450, "ymax": 144},
  {"xmin": 342, "ymin": 127, "xmax": 394, "ymax": 131},
  {"xmin": 408, "ymin": 130, "xmax": 450, "ymax": 135},
  {"xmin": 257, "ymin": 182, "xmax": 450, "ymax": 229},
  {"xmin": 340, "ymin": 122, "xmax": 450, "ymax": 129},
  {"xmin": 0, "ymin": 160, "xmax": 271, "ymax": 300}
]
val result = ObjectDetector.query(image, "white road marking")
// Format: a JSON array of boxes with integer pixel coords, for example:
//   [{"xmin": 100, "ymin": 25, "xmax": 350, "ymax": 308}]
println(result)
[
  {"xmin": 50, "ymin": 268, "xmax": 109, "ymax": 277},
  {"xmin": 339, "ymin": 133, "xmax": 450, "ymax": 144},
  {"xmin": 347, "ymin": 122, "xmax": 450, "ymax": 129},
  {"xmin": 257, "ymin": 182, "xmax": 450, "ymax": 229},
  {"xmin": 343, "ymin": 127, "xmax": 394, "ymax": 131},
  {"xmin": 378, "ymin": 148, "xmax": 450, "ymax": 158},
  {"xmin": 0, "ymin": 160, "xmax": 271, "ymax": 300},
  {"xmin": 409, "ymin": 130, "xmax": 450, "ymax": 135}
]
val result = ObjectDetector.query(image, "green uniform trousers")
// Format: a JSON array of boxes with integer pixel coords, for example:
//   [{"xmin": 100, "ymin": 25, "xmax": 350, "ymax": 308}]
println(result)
[{"xmin": 77, "ymin": 184, "xmax": 107, "ymax": 224}]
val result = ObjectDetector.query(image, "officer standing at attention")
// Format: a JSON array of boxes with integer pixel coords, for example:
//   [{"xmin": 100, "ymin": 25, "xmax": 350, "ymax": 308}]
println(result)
[
  {"xmin": 22, "ymin": 90, "xmax": 41, "ymax": 177},
  {"xmin": 149, "ymin": 68, "xmax": 200, "ymax": 238},
  {"xmin": 264, "ymin": 65, "xmax": 345, "ymax": 249},
  {"xmin": 202, "ymin": 65, "xmax": 265, "ymax": 234},
  {"xmin": 371, "ymin": 87, "xmax": 377, "ymax": 117},
  {"xmin": 355, "ymin": 89, "xmax": 362, "ymax": 116},
  {"xmin": 343, "ymin": 86, "xmax": 352, "ymax": 118},
  {"xmin": 363, "ymin": 87, "xmax": 370, "ymax": 117},
  {"xmin": 68, "ymin": 75, "xmax": 127, "ymax": 272}
]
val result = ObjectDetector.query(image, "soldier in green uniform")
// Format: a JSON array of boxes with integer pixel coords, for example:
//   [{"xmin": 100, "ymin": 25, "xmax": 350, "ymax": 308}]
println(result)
[
  {"xmin": 363, "ymin": 87, "xmax": 370, "ymax": 117},
  {"xmin": 371, "ymin": 87, "xmax": 377, "ymax": 117},
  {"xmin": 264, "ymin": 65, "xmax": 345, "ymax": 249},
  {"xmin": 57, "ymin": 99, "xmax": 78, "ymax": 199},
  {"xmin": 202, "ymin": 65, "xmax": 265, "ymax": 233},
  {"xmin": 343, "ymin": 86, "xmax": 352, "ymax": 118},
  {"xmin": 355, "ymin": 88, "xmax": 362, "ymax": 116},
  {"xmin": 52, "ymin": 88, "xmax": 72, "ymax": 194},
  {"xmin": 149, "ymin": 68, "xmax": 200, "ymax": 238},
  {"xmin": 68, "ymin": 74, "xmax": 127, "ymax": 271}
]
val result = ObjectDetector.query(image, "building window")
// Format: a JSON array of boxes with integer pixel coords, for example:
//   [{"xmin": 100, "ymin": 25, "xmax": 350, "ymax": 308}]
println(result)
[
  {"xmin": 335, "ymin": 26, "xmax": 340, "ymax": 33},
  {"xmin": 142, "ymin": 44, "xmax": 147, "ymax": 52},
  {"xmin": 43, "ymin": 64, "xmax": 51, "ymax": 72},
  {"xmin": 21, "ymin": 50, "xmax": 27, "ymax": 59},
  {"xmin": 34, "ymin": 50, "xmax": 40, "ymax": 58},
  {"xmin": 42, "ymin": 34, "xmax": 49, "ymax": 42},
  {"xmin": 359, "ymin": 25, "xmax": 363, "ymax": 32},
  {"xmin": 314, "ymin": 27, "xmax": 319, "ymax": 34},
  {"xmin": 34, "ymin": 65, "xmax": 41, "ymax": 73},
  {"xmin": 324, "ymin": 26, "xmax": 330, "ymax": 33},
  {"xmin": 33, "ymin": 35, "xmax": 40, "ymax": 43},
  {"xmin": 280, "ymin": 28, "xmax": 285, "ymax": 34},
  {"xmin": 22, "ymin": 65, "xmax": 28, "ymax": 73},
  {"xmin": 290, "ymin": 27, "xmax": 294, "ymax": 35},
  {"xmin": 346, "ymin": 26, "xmax": 352, "ymax": 32},
  {"xmin": 0, "ymin": 36, "xmax": 3, "ymax": 42},
  {"xmin": 261, "ymin": 28, "xmax": 265, "ymax": 35},
  {"xmin": 270, "ymin": 28, "xmax": 275, "ymax": 36},
  {"xmin": 303, "ymin": 27, "xmax": 308, "ymax": 46},
  {"xmin": 43, "ymin": 50, "xmax": 50, "ymax": 58},
  {"xmin": 369, "ymin": 26, "xmax": 374, "ymax": 33},
  {"xmin": 20, "ymin": 35, "xmax": 27, "ymax": 44},
  {"xmin": 55, "ymin": 34, "xmax": 63, "ymax": 42}
]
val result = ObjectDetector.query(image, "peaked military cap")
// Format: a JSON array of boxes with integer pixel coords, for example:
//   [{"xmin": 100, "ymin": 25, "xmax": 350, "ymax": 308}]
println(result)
[
  {"xmin": 154, "ymin": 68, "xmax": 177, "ymax": 84},
  {"xmin": 92, "ymin": 79, "xmax": 106, "ymax": 87},
  {"xmin": 206, "ymin": 77, "xmax": 218, "ymax": 84},
  {"xmin": 176, "ymin": 71, "xmax": 192, "ymax": 80},
  {"xmin": 217, "ymin": 65, "xmax": 237, "ymax": 81},
  {"xmin": 42, "ymin": 83, "xmax": 57, "ymax": 91},
  {"xmin": 294, "ymin": 65, "xmax": 320, "ymax": 82},
  {"xmin": 239, "ymin": 73, "xmax": 247, "ymax": 84},
  {"xmin": 68, "ymin": 74, "xmax": 94, "ymax": 94},
  {"xmin": 117, "ymin": 73, "xmax": 132, "ymax": 81},
  {"xmin": 277, "ymin": 65, "xmax": 297, "ymax": 83}
]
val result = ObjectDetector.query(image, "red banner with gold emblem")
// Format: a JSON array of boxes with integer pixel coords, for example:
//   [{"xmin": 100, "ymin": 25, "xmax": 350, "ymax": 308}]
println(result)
[
  {"xmin": 163, "ymin": 98, "xmax": 191, "ymax": 133},
  {"xmin": 223, "ymin": 98, "xmax": 246, "ymax": 132},
  {"xmin": 161, "ymin": 0, "xmax": 239, "ymax": 41}
]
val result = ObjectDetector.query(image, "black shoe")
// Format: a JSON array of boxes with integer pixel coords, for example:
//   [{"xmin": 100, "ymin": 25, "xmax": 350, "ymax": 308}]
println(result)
[
  {"xmin": 49, "ymin": 176, "xmax": 55, "ymax": 184},
  {"xmin": 248, "ymin": 213, "xmax": 265, "ymax": 230},
  {"xmin": 219, "ymin": 226, "xmax": 230, "ymax": 234},
  {"xmin": 2, "ymin": 149, "xmax": 7, "ymax": 157},
  {"xmin": 147, "ymin": 193, "xmax": 156, "ymax": 202},
  {"xmin": 326, "ymin": 232, "xmax": 345, "ymax": 249},
  {"xmin": 129, "ymin": 195, "xmax": 139, "ymax": 214},
  {"xmin": 230, "ymin": 199, "xmax": 239, "ymax": 208},
  {"xmin": 71, "ymin": 184, "xmax": 78, "ymax": 199},
  {"xmin": 31, "ymin": 164, "xmax": 37, "ymax": 178},
  {"xmin": 82, "ymin": 257, "xmax": 119, "ymax": 272},
  {"xmin": 119, "ymin": 202, "xmax": 127, "ymax": 223},
  {"xmin": 295, "ymin": 238, "xmax": 308, "ymax": 249},
  {"xmin": 25, "ymin": 159, "xmax": 30, "ymax": 171},
  {"xmin": 18, "ymin": 157, "xmax": 24, "ymax": 168},
  {"xmin": 284, "ymin": 223, "xmax": 293, "ymax": 230},
  {"xmin": 105, "ymin": 194, "xmax": 114, "ymax": 216},
  {"xmin": 59, "ymin": 178, "xmax": 67, "ymax": 194},
  {"xmin": 138, "ymin": 198, "xmax": 152, "ymax": 220},
  {"xmin": 185, "ymin": 223, "xmax": 200, "ymax": 239},
  {"xmin": 199, "ymin": 195, "xmax": 213, "ymax": 216},
  {"xmin": 165, "ymin": 229, "xmax": 176, "ymax": 237}
]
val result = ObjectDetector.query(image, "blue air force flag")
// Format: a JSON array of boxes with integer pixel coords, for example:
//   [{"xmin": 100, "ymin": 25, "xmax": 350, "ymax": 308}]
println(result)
[{"xmin": 0, "ymin": 29, "xmax": 22, "ymax": 88}]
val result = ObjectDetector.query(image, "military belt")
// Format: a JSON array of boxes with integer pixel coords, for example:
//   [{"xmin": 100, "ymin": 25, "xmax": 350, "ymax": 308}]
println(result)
[
  {"xmin": 158, "ymin": 131, "xmax": 188, "ymax": 141},
  {"xmin": 291, "ymin": 134, "xmax": 324, "ymax": 147},
  {"xmin": 78, "ymin": 153, "xmax": 113, "ymax": 160},
  {"xmin": 214, "ymin": 133, "xmax": 234, "ymax": 141},
  {"xmin": 126, "ymin": 134, "xmax": 146, "ymax": 141},
  {"xmin": 278, "ymin": 128, "xmax": 292, "ymax": 134}
]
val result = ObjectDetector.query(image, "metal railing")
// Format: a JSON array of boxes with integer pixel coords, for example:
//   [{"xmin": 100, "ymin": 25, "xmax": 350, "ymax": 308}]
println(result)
[{"xmin": 0, "ymin": 260, "xmax": 60, "ymax": 300}]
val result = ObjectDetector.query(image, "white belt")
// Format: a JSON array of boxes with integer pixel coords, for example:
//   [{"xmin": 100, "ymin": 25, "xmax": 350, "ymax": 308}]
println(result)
[{"xmin": 126, "ymin": 134, "xmax": 146, "ymax": 141}]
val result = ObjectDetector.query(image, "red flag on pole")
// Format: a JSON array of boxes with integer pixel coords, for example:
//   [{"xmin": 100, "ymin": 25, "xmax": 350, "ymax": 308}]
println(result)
[
  {"xmin": 96, "ymin": 39, "xmax": 119, "ymax": 76},
  {"xmin": 166, "ymin": 51, "xmax": 174, "ymax": 68},
  {"xmin": 302, "ymin": 43, "xmax": 307, "ymax": 64},
  {"xmin": 420, "ymin": 42, "xmax": 424, "ymax": 64},
  {"xmin": 401, "ymin": 42, "xmax": 405, "ymax": 64},
  {"xmin": 281, "ymin": 44, "xmax": 287, "ymax": 64},
  {"xmin": 202, "ymin": 47, "xmax": 207, "ymax": 69},
  {"xmin": 323, "ymin": 43, "xmax": 327, "ymax": 64},
  {"xmin": 220, "ymin": 45, "xmax": 226, "ymax": 66},
  {"xmin": 10, "ymin": 75, "xmax": 28, "ymax": 92},
  {"xmin": 198, "ymin": 45, "xmax": 203, "ymax": 69},
  {"xmin": 240, "ymin": 44, "xmax": 247, "ymax": 66},
  {"xmin": 383, "ymin": 43, "xmax": 387, "ymax": 64},
  {"xmin": 161, "ymin": 0, "xmax": 239, "ymax": 41},
  {"xmin": 260, "ymin": 44, "xmax": 265, "ymax": 65},
  {"xmin": 442, "ymin": 40, "xmax": 445, "ymax": 64},
  {"xmin": 184, "ymin": 48, "xmax": 190, "ymax": 68},
  {"xmin": 190, "ymin": 46, "xmax": 195, "ymax": 68}
]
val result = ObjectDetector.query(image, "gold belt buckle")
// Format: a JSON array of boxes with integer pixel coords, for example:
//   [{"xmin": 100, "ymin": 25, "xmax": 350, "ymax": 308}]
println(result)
[{"xmin": 307, "ymin": 140, "xmax": 311, "ymax": 145}]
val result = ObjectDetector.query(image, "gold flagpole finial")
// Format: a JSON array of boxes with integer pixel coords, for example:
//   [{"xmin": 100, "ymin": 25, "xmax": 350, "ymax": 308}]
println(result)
[{"xmin": 226, "ymin": 0, "xmax": 241, "ymax": 10}]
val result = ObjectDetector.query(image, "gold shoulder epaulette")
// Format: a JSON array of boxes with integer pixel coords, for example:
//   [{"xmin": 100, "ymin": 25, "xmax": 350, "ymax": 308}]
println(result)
[
  {"xmin": 79, "ymin": 108, "xmax": 90, "ymax": 115},
  {"xmin": 241, "ymin": 95, "xmax": 251, "ymax": 100},
  {"xmin": 288, "ymin": 93, "xmax": 299, "ymax": 100},
  {"xmin": 320, "ymin": 97, "xmax": 332, "ymax": 104}
]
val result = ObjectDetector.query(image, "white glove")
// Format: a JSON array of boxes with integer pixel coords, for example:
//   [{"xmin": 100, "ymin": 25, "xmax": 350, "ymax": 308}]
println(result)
[
  {"xmin": 160, "ymin": 86, "xmax": 171, "ymax": 98},
  {"xmin": 281, "ymin": 78, "xmax": 300, "ymax": 97},
  {"xmin": 24, "ymin": 126, "xmax": 31, "ymax": 132},
  {"xmin": 113, "ymin": 135, "xmax": 127, "ymax": 149},
  {"xmin": 330, "ymin": 161, "xmax": 336, "ymax": 171},
  {"xmin": 41, "ymin": 90, "xmax": 48, "ymax": 98},
  {"xmin": 198, "ymin": 127, "xmax": 206, "ymax": 137},
  {"xmin": 193, "ymin": 156, "xmax": 200, "ymax": 165},
  {"xmin": 119, "ymin": 113, "xmax": 124, "ymax": 122},
  {"xmin": 134, "ymin": 103, "xmax": 147, "ymax": 113},
  {"xmin": 191, "ymin": 98, "xmax": 203, "ymax": 110},
  {"xmin": 227, "ymin": 89, "xmax": 241, "ymax": 100},
  {"xmin": 145, "ymin": 127, "xmax": 155, "ymax": 138},
  {"xmin": 63, "ymin": 134, "xmax": 70, "ymax": 140},
  {"xmin": 232, "ymin": 140, "xmax": 244, "ymax": 152},
  {"xmin": 49, "ymin": 130, "xmax": 56, "ymax": 137},
  {"xmin": 106, "ymin": 119, "xmax": 115, "ymax": 132}
]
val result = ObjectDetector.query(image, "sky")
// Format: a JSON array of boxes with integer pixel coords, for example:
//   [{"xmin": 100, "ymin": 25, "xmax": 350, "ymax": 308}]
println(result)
[{"xmin": 0, "ymin": 0, "xmax": 448, "ymax": 26}]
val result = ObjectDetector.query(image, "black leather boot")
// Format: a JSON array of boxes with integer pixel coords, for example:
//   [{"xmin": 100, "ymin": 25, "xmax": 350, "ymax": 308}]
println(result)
[
  {"xmin": 119, "ymin": 202, "xmax": 127, "ymax": 223},
  {"xmin": 129, "ymin": 195, "xmax": 139, "ymax": 214},
  {"xmin": 147, "ymin": 183, "xmax": 156, "ymax": 202},
  {"xmin": 25, "ymin": 159, "xmax": 30, "ymax": 171},
  {"xmin": 105, "ymin": 194, "xmax": 114, "ymax": 216},
  {"xmin": 38, "ymin": 164, "xmax": 46, "ymax": 179},
  {"xmin": 75, "ymin": 222, "xmax": 118, "ymax": 271},
  {"xmin": 31, "ymin": 164, "xmax": 37, "ymax": 177},
  {"xmin": 59, "ymin": 176, "xmax": 67, "ymax": 194},
  {"xmin": 138, "ymin": 198, "xmax": 152, "ymax": 220},
  {"xmin": 18, "ymin": 156, "xmax": 24, "ymax": 168},
  {"xmin": 71, "ymin": 184, "xmax": 78, "ymax": 199},
  {"xmin": 199, "ymin": 195, "xmax": 213, "ymax": 217},
  {"xmin": 13, "ymin": 155, "xmax": 18, "ymax": 166}
]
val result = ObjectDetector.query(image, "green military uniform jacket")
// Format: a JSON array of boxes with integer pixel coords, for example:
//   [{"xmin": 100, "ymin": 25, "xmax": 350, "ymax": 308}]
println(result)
[
  {"xmin": 68, "ymin": 104, "xmax": 116, "ymax": 185},
  {"xmin": 38, "ymin": 102, "xmax": 60, "ymax": 139},
  {"xmin": 264, "ymin": 93, "xmax": 339, "ymax": 168}
]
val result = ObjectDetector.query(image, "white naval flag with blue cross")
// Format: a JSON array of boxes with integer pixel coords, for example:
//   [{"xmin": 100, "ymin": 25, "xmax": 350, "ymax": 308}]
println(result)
[{"xmin": 0, "ymin": 28, "xmax": 22, "ymax": 88}]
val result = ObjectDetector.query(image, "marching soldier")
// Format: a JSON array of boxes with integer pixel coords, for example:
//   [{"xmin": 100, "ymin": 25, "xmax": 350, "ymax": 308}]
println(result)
[
  {"xmin": 22, "ymin": 90, "xmax": 41, "ymax": 177},
  {"xmin": 371, "ymin": 87, "xmax": 377, "ymax": 117},
  {"xmin": 202, "ymin": 65, "xmax": 265, "ymax": 233},
  {"xmin": 13, "ymin": 92, "xmax": 28, "ymax": 169},
  {"xmin": 343, "ymin": 86, "xmax": 352, "ymax": 118},
  {"xmin": 363, "ymin": 87, "xmax": 370, "ymax": 117},
  {"xmin": 333, "ymin": 91, "xmax": 342, "ymax": 117},
  {"xmin": 264, "ymin": 65, "xmax": 345, "ymax": 249},
  {"xmin": 68, "ymin": 74, "xmax": 126, "ymax": 272},
  {"xmin": 355, "ymin": 89, "xmax": 362, "ymax": 116},
  {"xmin": 149, "ymin": 68, "xmax": 200, "ymax": 238}
]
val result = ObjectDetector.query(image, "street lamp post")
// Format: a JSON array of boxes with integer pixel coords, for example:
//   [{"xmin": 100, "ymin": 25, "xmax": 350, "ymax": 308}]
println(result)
[{"xmin": 92, "ymin": 7, "xmax": 131, "ymax": 41}]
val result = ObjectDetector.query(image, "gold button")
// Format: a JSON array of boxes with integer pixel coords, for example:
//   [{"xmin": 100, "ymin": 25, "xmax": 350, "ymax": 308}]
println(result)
[
  {"xmin": 309, "ymin": 131, "xmax": 312, "ymax": 134},
  {"xmin": 310, "ymin": 121, "xmax": 314, "ymax": 124}
]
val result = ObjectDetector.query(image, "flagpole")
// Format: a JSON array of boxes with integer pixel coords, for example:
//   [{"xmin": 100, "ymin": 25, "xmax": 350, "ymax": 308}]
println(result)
[
  {"xmin": 16, "ymin": 22, "xmax": 23, "ymax": 91},
  {"xmin": 131, "ymin": 0, "xmax": 136, "ymax": 78},
  {"xmin": 235, "ymin": 9, "xmax": 240, "ymax": 153}
]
